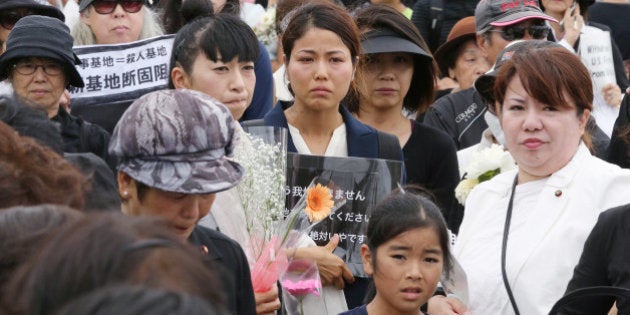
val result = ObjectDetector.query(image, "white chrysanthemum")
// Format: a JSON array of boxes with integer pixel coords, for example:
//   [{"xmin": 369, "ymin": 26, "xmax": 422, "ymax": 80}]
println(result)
[
  {"xmin": 465, "ymin": 144, "xmax": 515, "ymax": 179},
  {"xmin": 455, "ymin": 178, "xmax": 479, "ymax": 206},
  {"xmin": 456, "ymin": 144, "xmax": 516, "ymax": 205}
]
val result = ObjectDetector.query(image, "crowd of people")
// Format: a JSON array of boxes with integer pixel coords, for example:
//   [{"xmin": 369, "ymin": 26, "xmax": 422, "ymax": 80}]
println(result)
[{"xmin": 2, "ymin": 0, "xmax": 630, "ymax": 314}]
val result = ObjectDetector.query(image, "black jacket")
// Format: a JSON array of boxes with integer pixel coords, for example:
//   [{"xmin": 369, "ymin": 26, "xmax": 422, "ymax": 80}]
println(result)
[
  {"xmin": 564, "ymin": 203, "xmax": 630, "ymax": 314},
  {"xmin": 51, "ymin": 107, "xmax": 113, "ymax": 169},
  {"xmin": 188, "ymin": 226, "xmax": 256, "ymax": 315},
  {"xmin": 421, "ymin": 87, "xmax": 488, "ymax": 150},
  {"xmin": 606, "ymin": 94, "xmax": 630, "ymax": 168}
]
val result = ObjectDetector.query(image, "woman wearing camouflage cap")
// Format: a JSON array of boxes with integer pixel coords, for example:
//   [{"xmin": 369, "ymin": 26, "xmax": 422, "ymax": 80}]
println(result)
[{"xmin": 109, "ymin": 89, "xmax": 256, "ymax": 315}]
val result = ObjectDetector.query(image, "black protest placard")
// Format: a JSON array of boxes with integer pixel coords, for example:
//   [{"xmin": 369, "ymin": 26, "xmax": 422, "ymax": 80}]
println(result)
[
  {"xmin": 70, "ymin": 35, "xmax": 174, "ymax": 132},
  {"xmin": 284, "ymin": 153, "xmax": 403, "ymax": 277}
]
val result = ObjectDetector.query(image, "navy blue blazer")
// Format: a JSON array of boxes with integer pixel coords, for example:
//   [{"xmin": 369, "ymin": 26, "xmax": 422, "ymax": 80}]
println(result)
[{"xmin": 263, "ymin": 102, "xmax": 403, "ymax": 161}]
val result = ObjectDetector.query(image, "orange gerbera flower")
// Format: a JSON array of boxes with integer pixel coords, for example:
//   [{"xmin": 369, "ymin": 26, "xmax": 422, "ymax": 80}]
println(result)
[{"xmin": 305, "ymin": 183, "xmax": 334, "ymax": 222}]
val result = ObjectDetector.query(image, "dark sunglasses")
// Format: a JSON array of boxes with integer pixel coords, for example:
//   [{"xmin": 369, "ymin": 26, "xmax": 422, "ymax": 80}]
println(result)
[
  {"xmin": 92, "ymin": 0, "xmax": 144, "ymax": 14},
  {"xmin": 0, "ymin": 10, "xmax": 35, "ymax": 30},
  {"xmin": 489, "ymin": 24, "xmax": 551, "ymax": 41}
]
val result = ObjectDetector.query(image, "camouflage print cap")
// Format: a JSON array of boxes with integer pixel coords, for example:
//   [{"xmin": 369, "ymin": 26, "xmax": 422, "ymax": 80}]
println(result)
[{"xmin": 109, "ymin": 89, "xmax": 244, "ymax": 194}]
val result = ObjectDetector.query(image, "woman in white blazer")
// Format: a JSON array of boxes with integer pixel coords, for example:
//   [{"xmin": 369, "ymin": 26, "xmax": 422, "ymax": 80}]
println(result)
[{"xmin": 429, "ymin": 40, "xmax": 630, "ymax": 315}]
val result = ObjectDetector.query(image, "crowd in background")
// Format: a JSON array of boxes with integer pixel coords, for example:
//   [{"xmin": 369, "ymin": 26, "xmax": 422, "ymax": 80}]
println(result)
[{"xmin": 2, "ymin": 0, "xmax": 630, "ymax": 314}]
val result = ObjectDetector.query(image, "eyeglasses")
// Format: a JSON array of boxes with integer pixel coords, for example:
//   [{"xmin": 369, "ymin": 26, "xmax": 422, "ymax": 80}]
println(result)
[
  {"xmin": 0, "ymin": 10, "xmax": 35, "ymax": 30},
  {"xmin": 13, "ymin": 62, "xmax": 64, "ymax": 76},
  {"xmin": 91, "ymin": 0, "xmax": 144, "ymax": 14},
  {"xmin": 488, "ymin": 24, "xmax": 551, "ymax": 41}
]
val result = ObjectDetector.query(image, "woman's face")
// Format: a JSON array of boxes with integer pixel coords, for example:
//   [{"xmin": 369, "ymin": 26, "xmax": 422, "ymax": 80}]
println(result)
[
  {"xmin": 173, "ymin": 53, "xmax": 256, "ymax": 120},
  {"xmin": 360, "ymin": 52, "xmax": 414, "ymax": 110},
  {"xmin": 361, "ymin": 227, "xmax": 443, "ymax": 314},
  {"xmin": 80, "ymin": 4, "xmax": 144, "ymax": 44},
  {"xmin": 286, "ymin": 27, "xmax": 355, "ymax": 112},
  {"xmin": 10, "ymin": 57, "xmax": 67, "ymax": 117},
  {"xmin": 541, "ymin": 0, "xmax": 573, "ymax": 16},
  {"xmin": 119, "ymin": 174, "xmax": 215, "ymax": 240},
  {"xmin": 500, "ymin": 75, "xmax": 589, "ymax": 180},
  {"xmin": 449, "ymin": 40, "xmax": 490, "ymax": 90}
]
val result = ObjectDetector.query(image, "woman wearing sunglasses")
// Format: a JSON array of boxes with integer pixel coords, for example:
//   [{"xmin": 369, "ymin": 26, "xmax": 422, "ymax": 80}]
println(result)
[{"xmin": 72, "ymin": 0, "xmax": 163, "ymax": 45}]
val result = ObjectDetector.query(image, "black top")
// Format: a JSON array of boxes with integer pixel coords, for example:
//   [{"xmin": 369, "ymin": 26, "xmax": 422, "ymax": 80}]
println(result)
[
  {"xmin": 188, "ymin": 226, "xmax": 256, "ymax": 315},
  {"xmin": 339, "ymin": 304, "xmax": 368, "ymax": 315},
  {"xmin": 51, "ymin": 107, "xmax": 114, "ymax": 169},
  {"xmin": 339, "ymin": 304, "xmax": 428, "ymax": 315},
  {"xmin": 404, "ymin": 120, "xmax": 461, "ymax": 232},
  {"xmin": 564, "ymin": 203, "xmax": 630, "ymax": 314},
  {"xmin": 606, "ymin": 94, "xmax": 630, "ymax": 168},
  {"xmin": 421, "ymin": 87, "xmax": 488, "ymax": 150},
  {"xmin": 411, "ymin": 0, "xmax": 478, "ymax": 53}
]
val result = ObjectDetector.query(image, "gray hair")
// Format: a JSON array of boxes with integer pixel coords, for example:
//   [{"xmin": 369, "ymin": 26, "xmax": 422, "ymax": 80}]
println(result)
[{"xmin": 72, "ymin": 6, "xmax": 164, "ymax": 46}]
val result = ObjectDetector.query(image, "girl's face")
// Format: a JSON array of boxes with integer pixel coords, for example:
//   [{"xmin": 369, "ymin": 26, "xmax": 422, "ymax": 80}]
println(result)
[
  {"xmin": 286, "ymin": 27, "xmax": 355, "ymax": 113},
  {"xmin": 449, "ymin": 40, "xmax": 490, "ymax": 90},
  {"xmin": 361, "ymin": 227, "xmax": 444, "ymax": 314},
  {"xmin": 360, "ymin": 52, "xmax": 414, "ymax": 110},
  {"xmin": 172, "ymin": 53, "xmax": 256, "ymax": 120}
]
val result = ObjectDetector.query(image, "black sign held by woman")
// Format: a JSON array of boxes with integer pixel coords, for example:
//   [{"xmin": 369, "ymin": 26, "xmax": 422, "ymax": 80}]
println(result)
[{"xmin": 284, "ymin": 153, "xmax": 403, "ymax": 277}]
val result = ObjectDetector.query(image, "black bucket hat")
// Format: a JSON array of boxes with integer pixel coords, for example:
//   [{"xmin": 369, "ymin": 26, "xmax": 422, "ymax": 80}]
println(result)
[
  {"xmin": 0, "ymin": 0, "xmax": 65, "ymax": 22},
  {"xmin": 0, "ymin": 15, "xmax": 84, "ymax": 88}
]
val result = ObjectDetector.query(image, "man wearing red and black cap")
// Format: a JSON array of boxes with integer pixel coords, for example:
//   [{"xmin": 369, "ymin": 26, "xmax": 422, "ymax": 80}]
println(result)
[{"xmin": 422, "ymin": 0, "xmax": 557, "ymax": 151}]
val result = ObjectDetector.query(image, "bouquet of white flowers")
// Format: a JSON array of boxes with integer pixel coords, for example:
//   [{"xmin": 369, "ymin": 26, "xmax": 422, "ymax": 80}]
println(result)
[{"xmin": 455, "ymin": 144, "xmax": 516, "ymax": 206}]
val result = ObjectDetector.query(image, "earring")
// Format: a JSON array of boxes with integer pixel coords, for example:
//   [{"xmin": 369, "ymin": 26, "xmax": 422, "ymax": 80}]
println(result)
[{"xmin": 122, "ymin": 191, "xmax": 129, "ymax": 197}]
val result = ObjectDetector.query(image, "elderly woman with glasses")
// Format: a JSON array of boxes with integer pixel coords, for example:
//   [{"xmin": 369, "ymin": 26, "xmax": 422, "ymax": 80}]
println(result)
[
  {"xmin": 0, "ymin": 15, "xmax": 111, "ymax": 164},
  {"xmin": 72, "ymin": 0, "xmax": 163, "ymax": 45}
]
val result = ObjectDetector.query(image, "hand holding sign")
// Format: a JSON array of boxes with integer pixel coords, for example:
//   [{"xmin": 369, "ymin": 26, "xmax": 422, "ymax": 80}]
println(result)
[
  {"xmin": 294, "ymin": 235, "xmax": 354, "ymax": 290},
  {"xmin": 602, "ymin": 83, "xmax": 622, "ymax": 108}
]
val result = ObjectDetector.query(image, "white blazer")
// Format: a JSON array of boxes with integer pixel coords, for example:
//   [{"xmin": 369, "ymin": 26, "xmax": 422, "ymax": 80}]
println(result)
[{"xmin": 454, "ymin": 144, "xmax": 630, "ymax": 315}]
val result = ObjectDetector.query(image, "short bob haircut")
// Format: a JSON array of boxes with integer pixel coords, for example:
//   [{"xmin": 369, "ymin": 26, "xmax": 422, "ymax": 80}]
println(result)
[
  {"xmin": 350, "ymin": 5, "xmax": 437, "ymax": 114},
  {"xmin": 2, "ymin": 213, "xmax": 226, "ymax": 315},
  {"xmin": 281, "ymin": 2, "xmax": 360, "ymax": 68},
  {"xmin": 365, "ymin": 185, "xmax": 453, "ymax": 280},
  {"xmin": 167, "ymin": 6, "xmax": 259, "ymax": 89},
  {"xmin": 493, "ymin": 46, "xmax": 593, "ymax": 117}
]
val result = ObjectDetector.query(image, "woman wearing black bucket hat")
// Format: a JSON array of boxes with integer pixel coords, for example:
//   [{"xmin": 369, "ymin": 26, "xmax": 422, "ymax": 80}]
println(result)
[{"xmin": 0, "ymin": 15, "xmax": 111, "ymax": 165}]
